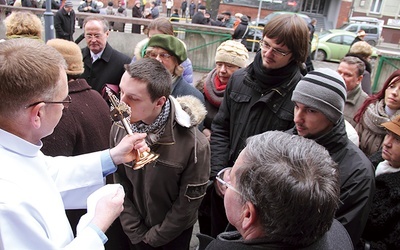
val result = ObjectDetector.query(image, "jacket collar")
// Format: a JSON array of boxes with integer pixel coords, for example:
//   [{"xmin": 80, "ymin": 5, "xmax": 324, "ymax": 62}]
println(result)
[
  {"xmin": 156, "ymin": 96, "xmax": 191, "ymax": 145},
  {"xmin": 83, "ymin": 42, "xmax": 113, "ymax": 63},
  {"xmin": 346, "ymin": 84, "xmax": 363, "ymax": 105}
]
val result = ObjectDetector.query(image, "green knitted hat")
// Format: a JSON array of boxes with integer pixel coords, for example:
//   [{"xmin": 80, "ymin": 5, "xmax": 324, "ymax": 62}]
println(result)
[{"xmin": 147, "ymin": 34, "xmax": 187, "ymax": 64}]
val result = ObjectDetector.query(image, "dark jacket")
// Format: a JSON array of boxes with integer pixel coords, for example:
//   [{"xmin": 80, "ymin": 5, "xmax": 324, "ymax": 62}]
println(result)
[
  {"xmin": 361, "ymin": 171, "xmax": 400, "ymax": 250},
  {"xmin": 232, "ymin": 18, "xmax": 248, "ymax": 41},
  {"xmin": 181, "ymin": 0, "xmax": 187, "ymax": 10},
  {"xmin": 41, "ymin": 0, "xmax": 60, "ymax": 9},
  {"xmin": 191, "ymin": 11, "xmax": 207, "ymax": 25},
  {"xmin": 172, "ymin": 76, "xmax": 205, "ymax": 104},
  {"xmin": 189, "ymin": 2, "xmax": 195, "ymax": 16},
  {"xmin": 41, "ymin": 79, "xmax": 111, "ymax": 156},
  {"xmin": 202, "ymin": 220, "xmax": 353, "ymax": 250},
  {"xmin": 210, "ymin": 54, "xmax": 302, "ymax": 179},
  {"xmin": 54, "ymin": 7, "xmax": 75, "ymax": 41},
  {"xmin": 111, "ymin": 96, "xmax": 210, "ymax": 247},
  {"xmin": 131, "ymin": 5, "xmax": 142, "ymax": 33},
  {"xmin": 81, "ymin": 42, "xmax": 131, "ymax": 93},
  {"xmin": 287, "ymin": 118, "xmax": 375, "ymax": 246},
  {"xmin": 77, "ymin": 0, "xmax": 99, "ymax": 13}
]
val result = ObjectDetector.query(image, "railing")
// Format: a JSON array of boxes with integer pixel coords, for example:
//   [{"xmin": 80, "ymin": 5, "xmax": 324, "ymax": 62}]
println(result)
[
  {"xmin": 372, "ymin": 55, "xmax": 400, "ymax": 93},
  {"xmin": 0, "ymin": 5, "xmax": 234, "ymax": 72}
]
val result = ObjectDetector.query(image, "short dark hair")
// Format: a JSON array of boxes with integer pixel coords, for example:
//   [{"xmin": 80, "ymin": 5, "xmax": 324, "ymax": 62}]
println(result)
[
  {"xmin": 263, "ymin": 14, "xmax": 309, "ymax": 66},
  {"xmin": 124, "ymin": 58, "xmax": 171, "ymax": 102},
  {"xmin": 236, "ymin": 131, "xmax": 340, "ymax": 246}
]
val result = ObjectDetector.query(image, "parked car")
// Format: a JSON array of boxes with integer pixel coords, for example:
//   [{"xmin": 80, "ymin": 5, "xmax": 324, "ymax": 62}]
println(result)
[
  {"xmin": 311, "ymin": 29, "xmax": 378, "ymax": 62},
  {"xmin": 251, "ymin": 11, "xmax": 311, "ymax": 27},
  {"xmin": 244, "ymin": 27, "xmax": 263, "ymax": 51},
  {"xmin": 338, "ymin": 21, "xmax": 381, "ymax": 46}
]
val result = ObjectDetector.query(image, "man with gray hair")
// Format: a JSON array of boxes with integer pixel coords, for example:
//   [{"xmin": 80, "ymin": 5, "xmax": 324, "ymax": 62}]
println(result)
[
  {"xmin": 338, "ymin": 56, "xmax": 368, "ymax": 127},
  {"xmin": 81, "ymin": 16, "xmax": 131, "ymax": 95},
  {"xmin": 200, "ymin": 131, "xmax": 352, "ymax": 249},
  {"xmin": 288, "ymin": 68, "xmax": 375, "ymax": 247}
]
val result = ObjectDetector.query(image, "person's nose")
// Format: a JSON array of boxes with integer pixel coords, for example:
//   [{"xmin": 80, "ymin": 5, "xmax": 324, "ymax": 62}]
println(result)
[
  {"xmin": 293, "ymin": 108, "xmax": 303, "ymax": 123},
  {"xmin": 383, "ymin": 134, "xmax": 393, "ymax": 148},
  {"xmin": 155, "ymin": 54, "xmax": 163, "ymax": 62}
]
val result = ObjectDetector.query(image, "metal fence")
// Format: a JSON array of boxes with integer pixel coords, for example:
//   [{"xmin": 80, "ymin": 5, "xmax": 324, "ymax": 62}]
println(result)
[{"xmin": 372, "ymin": 55, "xmax": 400, "ymax": 93}]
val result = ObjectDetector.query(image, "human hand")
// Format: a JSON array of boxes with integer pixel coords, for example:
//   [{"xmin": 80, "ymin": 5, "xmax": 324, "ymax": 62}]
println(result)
[
  {"xmin": 202, "ymin": 128, "xmax": 211, "ymax": 141},
  {"xmin": 109, "ymin": 133, "xmax": 149, "ymax": 165},
  {"xmin": 90, "ymin": 186, "xmax": 125, "ymax": 232}
]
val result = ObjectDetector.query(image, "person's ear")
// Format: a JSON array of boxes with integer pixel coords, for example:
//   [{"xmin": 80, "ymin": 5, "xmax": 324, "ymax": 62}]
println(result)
[
  {"xmin": 29, "ymin": 103, "xmax": 46, "ymax": 129},
  {"xmin": 241, "ymin": 201, "xmax": 257, "ymax": 230},
  {"xmin": 155, "ymin": 96, "xmax": 167, "ymax": 108},
  {"xmin": 357, "ymin": 74, "xmax": 364, "ymax": 84}
]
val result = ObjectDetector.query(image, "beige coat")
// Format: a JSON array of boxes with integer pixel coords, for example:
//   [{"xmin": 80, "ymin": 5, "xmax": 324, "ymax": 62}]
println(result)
[{"xmin": 355, "ymin": 99, "xmax": 400, "ymax": 156}]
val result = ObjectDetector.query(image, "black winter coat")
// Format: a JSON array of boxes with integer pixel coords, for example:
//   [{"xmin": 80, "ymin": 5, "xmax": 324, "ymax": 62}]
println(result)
[
  {"xmin": 210, "ymin": 54, "xmax": 302, "ymax": 179},
  {"xmin": 288, "ymin": 118, "xmax": 375, "ymax": 246},
  {"xmin": 232, "ymin": 20, "xmax": 248, "ymax": 40},
  {"xmin": 81, "ymin": 43, "xmax": 131, "ymax": 93},
  {"xmin": 54, "ymin": 8, "xmax": 75, "ymax": 41},
  {"xmin": 361, "ymin": 171, "xmax": 400, "ymax": 250},
  {"xmin": 191, "ymin": 11, "xmax": 207, "ymax": 25}
]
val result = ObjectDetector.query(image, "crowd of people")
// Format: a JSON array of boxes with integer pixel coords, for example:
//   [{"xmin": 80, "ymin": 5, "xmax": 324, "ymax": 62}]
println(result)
[{"xmin": 1, "ymin": 5, "xmax": 400, "ymax": 250}]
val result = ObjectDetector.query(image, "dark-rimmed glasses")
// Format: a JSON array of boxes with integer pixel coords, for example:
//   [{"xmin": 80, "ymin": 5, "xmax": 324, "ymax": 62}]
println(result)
[
  {"xmin": 25, "ymin": 95, "xmax": 72, "ymax": 109},
  {"xmin": 216, "ymin": 167, "xmax": 242, "ymax": 195},
  {"xmin": 259, "ymin": 40, "xmax": 291, "ymax": 57}
]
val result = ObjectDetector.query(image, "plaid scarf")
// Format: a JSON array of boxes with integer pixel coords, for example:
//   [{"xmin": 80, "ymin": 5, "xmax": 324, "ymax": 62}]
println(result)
[{"xmin": 129, "ymin": 99, "xmax": 171, "ymax": 145}]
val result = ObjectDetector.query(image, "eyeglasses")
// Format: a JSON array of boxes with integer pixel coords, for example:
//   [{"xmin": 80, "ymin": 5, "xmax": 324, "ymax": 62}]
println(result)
[
  {"xmin": 216, "ymin": 167, "xmax": 242, "ymax": 195},
  {"xmin": 146, "ymin": 51, "xmax": 172, "ymax": 60},
  {"xmin": 259, "ymin": 40, "xmax": 291, "ymax": 57},
  {"xmin": 85, "ymin": 33, "xmax": 103, "ymax": 40},
  {"xmin": 25, "ymin": 95, "xmax": 72, "ymax": 109}
]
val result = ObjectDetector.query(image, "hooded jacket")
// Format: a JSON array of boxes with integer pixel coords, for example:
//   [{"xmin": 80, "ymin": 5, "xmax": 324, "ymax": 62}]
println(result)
[
  {"xmin": 111, "ymin": 96, "xmax": 210, "ymax": 247},
  {"xmin": 288, "ymin": 118, "xmax": 375, "ymax": 246}
]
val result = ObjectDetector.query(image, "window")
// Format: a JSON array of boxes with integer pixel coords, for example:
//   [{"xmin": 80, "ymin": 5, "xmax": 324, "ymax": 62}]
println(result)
[
  {"xmin": 361, "ymin": 26, "xmax": 378, "ymax": 35},
  {"xmin": 328, "ymin": 35, "xmax": 341, "ymax": 44},
  {"xmin": 343, "ymin": 35, "xmax": 354, "ymax": 45},
  {"xmin": 370, "ymin": 0, "xmax": 382, "ymax": 13}
]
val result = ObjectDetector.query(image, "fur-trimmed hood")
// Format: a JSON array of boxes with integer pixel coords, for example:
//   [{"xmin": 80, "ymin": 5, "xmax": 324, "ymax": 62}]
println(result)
[{"xmin": 172, "ymin": 95, "xmax": 207, "ymax": 128}]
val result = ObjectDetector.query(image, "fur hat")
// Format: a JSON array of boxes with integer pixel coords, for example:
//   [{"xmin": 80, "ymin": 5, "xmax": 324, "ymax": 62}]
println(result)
[
  {"xmin": 147, "ymin": 34, "xmax": 187, "ymax": 64},
  {"xmin": 198, "ymin": 5, "xmax": 206, "ymax": 10},
  {"xmin": 64, "ymin": 0, "xmax": 73, "ymax": 7},
  {"xmin": 215, "ymin": 40, "xmax": 249, "ymax": 68},
  {"xmin": 46, "ymin": 38, "xmax": 84, "ymax": 75},
  {"xmin": 357, "ymin": 30, "xmax": 366, "ymax": 37},
  {"xmin": 382, "ymin": 115, "xmax": 400, "ymax": 137},
  {"xmin": 292, "ymin": 68, "xmax": 347, "ymax": 124}
]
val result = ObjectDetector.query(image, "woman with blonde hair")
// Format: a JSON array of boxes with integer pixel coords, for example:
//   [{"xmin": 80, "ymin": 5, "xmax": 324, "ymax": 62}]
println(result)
[{"xmin": 4, "ymin": 11, "xmax": 43, "ymax": 40}]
